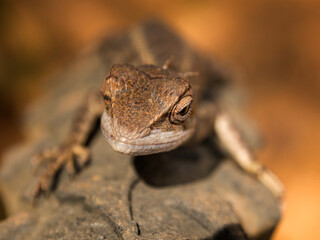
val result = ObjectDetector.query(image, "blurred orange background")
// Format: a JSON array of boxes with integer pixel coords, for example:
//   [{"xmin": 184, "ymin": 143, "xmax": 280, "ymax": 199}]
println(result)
[{"xmin": 0, "ymin": 1, "xmax": 319, "ymax": 239}]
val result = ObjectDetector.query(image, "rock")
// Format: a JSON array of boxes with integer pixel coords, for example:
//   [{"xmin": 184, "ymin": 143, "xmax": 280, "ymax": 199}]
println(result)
[{"xmin": 0, "ymin": 21, "xmax": 281, "ymax": 240}]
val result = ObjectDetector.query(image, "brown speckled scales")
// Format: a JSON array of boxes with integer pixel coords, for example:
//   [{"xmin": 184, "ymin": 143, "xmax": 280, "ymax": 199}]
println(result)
[{"xmin": 31, "ymin": 21, "xmax": 284, "ymax": 205}]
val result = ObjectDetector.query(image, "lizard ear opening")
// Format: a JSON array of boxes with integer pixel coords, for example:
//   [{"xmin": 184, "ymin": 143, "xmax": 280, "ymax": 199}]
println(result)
[{"xmin": 169, "ymin": 96, "xmax": 193, "ymax": 124}]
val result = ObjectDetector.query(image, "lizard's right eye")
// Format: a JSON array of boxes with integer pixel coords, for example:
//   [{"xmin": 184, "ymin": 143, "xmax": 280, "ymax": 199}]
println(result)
[
  {"xmin": 103, "ymin": 95, "xmax": 111, "ymax": 102},
  {"xmin": 103, "ymin": 95, "xmax": 112, "ymax": 109}
]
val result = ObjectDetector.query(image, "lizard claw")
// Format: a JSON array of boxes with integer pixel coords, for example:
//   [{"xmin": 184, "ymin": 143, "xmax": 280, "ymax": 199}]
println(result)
[
  {"xmin": 31, "ymin": 143, "xmax": 90, "ymax": 203},
  {"xmin": 31, "ymin": 146, "xmax": 60, "ymax": 174}
]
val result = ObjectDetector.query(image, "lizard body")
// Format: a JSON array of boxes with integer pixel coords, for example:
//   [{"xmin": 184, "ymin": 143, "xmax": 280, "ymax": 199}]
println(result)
[{"xmin": 32, "ymin": 21, "xmax": 284, "ymax": 204}]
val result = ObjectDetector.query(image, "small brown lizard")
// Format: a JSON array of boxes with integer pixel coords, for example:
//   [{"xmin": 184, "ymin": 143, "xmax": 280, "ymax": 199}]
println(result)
[{"xmin": 31, "ymin": 21, "xmax": 284, "ymax": 204}]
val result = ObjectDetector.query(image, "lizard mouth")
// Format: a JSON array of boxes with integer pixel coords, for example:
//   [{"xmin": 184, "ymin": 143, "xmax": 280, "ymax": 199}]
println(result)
[{"xmin": 100, "ymin": 111, "xmax": 194, "ymax": 156}]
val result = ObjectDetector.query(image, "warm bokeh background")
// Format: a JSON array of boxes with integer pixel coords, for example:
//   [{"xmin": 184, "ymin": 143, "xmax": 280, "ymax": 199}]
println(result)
[{"xmin": 0, "ymin": 1, "xmax": 319, "ymax": 239}]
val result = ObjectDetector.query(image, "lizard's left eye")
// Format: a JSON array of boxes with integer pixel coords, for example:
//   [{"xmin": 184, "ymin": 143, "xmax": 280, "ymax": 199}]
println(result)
[
  {"xmin": 179, "ymin": 105, "xmax": 190, "ymax": 116},
  {"xmin": 170, "ymin": 96, "xmax": 193, "ymax": 124}
]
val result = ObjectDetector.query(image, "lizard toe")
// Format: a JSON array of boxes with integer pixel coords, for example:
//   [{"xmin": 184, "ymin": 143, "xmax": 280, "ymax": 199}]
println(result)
[
  {"xmin": 31, "ymin": 146, "xmax": 60, "ymax": 174},
  {"xmin": 73, "ymin": 145, "xmax": 90, "ymax": 168}
]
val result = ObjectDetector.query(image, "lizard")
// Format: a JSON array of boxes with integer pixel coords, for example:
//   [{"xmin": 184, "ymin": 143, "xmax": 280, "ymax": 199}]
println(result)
[{"xmin": 31, "ymin": 21, "xmax": 284, "ymax": 204}]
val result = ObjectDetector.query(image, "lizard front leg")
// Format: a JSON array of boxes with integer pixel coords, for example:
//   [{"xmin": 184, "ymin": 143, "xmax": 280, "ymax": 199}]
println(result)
[
  {"xmin": 31, "ymin": 92, "xmax": 104, "ymax": 201},
  {"xmin": 214, "ymin": 111, "xmax": 285, "ymax": 202},
  {"xmin": 195, "ymin": 103, "xmax": 284, "ymax": 203}
]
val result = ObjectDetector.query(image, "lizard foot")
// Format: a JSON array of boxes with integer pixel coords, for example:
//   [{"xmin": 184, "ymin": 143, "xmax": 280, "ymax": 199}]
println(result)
[{"xmin": 31, "ymin": 143, "xmax": 90, "ymax": 203}]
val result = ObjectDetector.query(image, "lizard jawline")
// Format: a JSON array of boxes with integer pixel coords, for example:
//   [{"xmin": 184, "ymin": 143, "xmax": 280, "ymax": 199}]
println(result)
[{"xmin": 100, "ymin": 111, "xmax": 194, "ymax": 156}]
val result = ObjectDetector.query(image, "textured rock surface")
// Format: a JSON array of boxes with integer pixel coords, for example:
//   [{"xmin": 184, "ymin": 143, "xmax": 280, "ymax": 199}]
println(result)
[{"xmin": 0, "ymin": 22, "xmax": 281, "ymax": 240}]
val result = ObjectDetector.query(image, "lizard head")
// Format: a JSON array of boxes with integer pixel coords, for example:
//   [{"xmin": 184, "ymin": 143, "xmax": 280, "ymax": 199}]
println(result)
[{"xmin": 100, "ymin": 64, "xmax": 195, "ymax": 156}]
